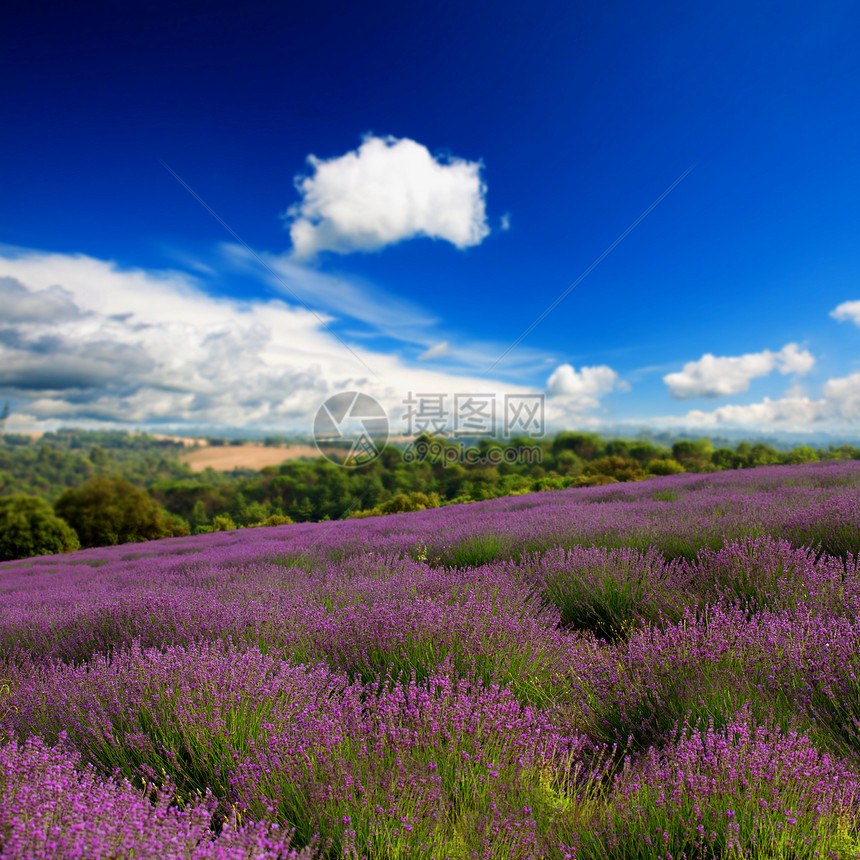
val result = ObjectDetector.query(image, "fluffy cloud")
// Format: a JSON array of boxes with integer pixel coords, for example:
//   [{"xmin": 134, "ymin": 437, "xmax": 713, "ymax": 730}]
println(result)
[
  {"xmin": 0, "ymin": 248, "xmax": 574, "ymax": 434},
  {"xmin": 679, "ymin": 397, "xmax": 827, "ymax": 429},
  {"xmin": 546, "ymin": 364, "xmax": 623, "ymax": 410},
  {"xmin": 778, "ymin": 343, "xmax": 817, "ymax": 374},
  {"xmin": 285, "ymin": 135, "xmax": 490, "ymax": 258},
  {"xmin": 658, "ymin": 371, "xmax": 860, "ymax": 433},
  {"xmin": 822, "ymin": 372, "xmax": 860, "ymax": 420},
  {"xmin": 830, "ymin": 300, "xmax": 860, "ymax": 327},
  {"xmin": 0, "ymin": 276, "xmax": 83, "ymax": 323},
  {"xmin": 663, "ymin": 343, "xmax": 815, "ymax": 399}
]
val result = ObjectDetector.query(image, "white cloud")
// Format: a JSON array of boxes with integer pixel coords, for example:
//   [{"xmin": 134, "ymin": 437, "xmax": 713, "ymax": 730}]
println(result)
[
  {"xmin": 285, "ymin": 135, "xmax": 490, "ymax": 258},
  {"xmin": 546, "ymin": 363, "xmax": 622, "ymax": 410},
  {"xmin": 777, "ymin": 342, "xmax": 816, "ymax": 375},
  {"xmin": 663, "ymin": 343, "xmax": 815, "ymax": 399},
  {"xmin": 0, "ymin": 247, "xmax": 592, "ymax": 434},
  {"xmin": 654, "ymin": 371, "xmax": 860, "ymax": 433},
  {"xmin": 822, "ymin": 372, "xmax": 860, "ymax": 420},
  {"xmin": 418, "ymin": 341, "xmax": 449, "ymax": 361},
  {"xmin": 830, "ymin": 300, "xmax": 860, "ymax": 327},
  {"xmin": 0, "ymin": 276, "xmax": 83, "ymax": 323},
  {"xmin": 678, "ymin": 397, "xmax": 828, "ymax": 430}
]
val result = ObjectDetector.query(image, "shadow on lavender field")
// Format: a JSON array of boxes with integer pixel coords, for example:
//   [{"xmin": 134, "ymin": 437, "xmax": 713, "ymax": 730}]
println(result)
[{"xmin": 1, "ymin": 461, "xmax": 860, "ymax": 857}]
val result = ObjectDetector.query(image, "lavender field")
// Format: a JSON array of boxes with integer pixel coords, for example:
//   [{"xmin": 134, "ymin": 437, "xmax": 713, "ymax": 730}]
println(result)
[{"xmin": 3, "ymin": 461, "xmax": 860, "ymax": 858}]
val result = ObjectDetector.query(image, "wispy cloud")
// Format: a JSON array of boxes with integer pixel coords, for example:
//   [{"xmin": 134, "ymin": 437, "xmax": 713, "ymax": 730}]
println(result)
[
  {"xmin": 418, "ymin": 341, "xmax": 449, "ymax": 361},
  {"xmin": 220, "ymin": 242, "xmax": 440, "ymax": 343},
  {"xmin": 214, "ymin": 241, "xmax": 550, "ymax": 378}
]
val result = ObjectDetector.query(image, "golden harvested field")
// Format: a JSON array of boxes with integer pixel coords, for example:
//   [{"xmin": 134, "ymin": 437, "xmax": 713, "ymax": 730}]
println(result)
[{"xmin": 178, "ymin": 444, "xmax": 331, "ymax": 472}]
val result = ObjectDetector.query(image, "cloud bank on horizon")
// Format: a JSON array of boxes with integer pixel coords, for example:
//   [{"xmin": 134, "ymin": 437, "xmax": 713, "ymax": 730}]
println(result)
[
  {"xmin": 661, "ymin": 374, "xmax": 860, "ymax": 431},
  {"xmin": 1, "ymin": 237, "xmax": 860, "ymax": 437},
  {"xmin": 0, "ymin": 247, "xmax": 617, "ymax": 433}
]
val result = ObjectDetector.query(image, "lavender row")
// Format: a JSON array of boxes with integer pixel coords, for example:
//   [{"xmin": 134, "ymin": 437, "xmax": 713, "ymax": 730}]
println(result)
[
  {"xmin": 0, "ymin": 733, "xmax": 322, "ymax": 859},
  {"xmin": 3, "ymin": 459, "xmax": 859, "ymax": 576},
  {"xmin": 1, "ymin": 538, "xmax": 857, "ymax": 672},
  {"xmin": 5, "ymin": 612, "xmax": 860, "ymax": 856}
]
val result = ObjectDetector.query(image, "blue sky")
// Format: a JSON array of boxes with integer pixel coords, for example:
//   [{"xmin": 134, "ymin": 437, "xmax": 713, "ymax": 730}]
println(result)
[{"xmin": 2, "ymin": 0, "xmax": 860, "ymax": 439}]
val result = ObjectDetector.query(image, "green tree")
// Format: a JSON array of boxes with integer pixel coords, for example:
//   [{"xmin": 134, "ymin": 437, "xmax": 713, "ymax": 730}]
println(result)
[
  {"xmin": 89, "ymin": 446, "xmax": 109, "ymax": 467},
  {"xmin": 54, "ymin": 476, "xmax": 181, "ymax": 548},
  {"xmin": 554, "ymin": 450, "xmax": 583, "ymax": 476},
  {"xmin": 783, "ymin": 445, "xmax": 819, "ymax": 464},
  {"xmin": 646, "ymin": 458, "xmax": 685, "ymax": 476},
  {"xmin": 671, "ymin": 439, "xmax": 714, "ymax": 471},
  {"xmin": 826, "ymin": 444, "xmax": 860, "ymax": 460},
  {"xmin": 629, "ymin": 441, "xmax": 662, "ymax": 465},
  {"xmin": 552, "ymin": 432, "xmax": 603, "ymax": 461},
  {"xmin": 604, "ymin": 439, "xmax": 631, "ymax": 458},
  {"xmin": 211, "ymin": 514, "xmax": 236, "ymax": 531},
  {"xmin": 250, "ymin": 513, "xmax": 293, "ymax": 527},
  {"xmin": 294, "ymin": 496, "xmax": 315, "ymax": 522},
  {"xmin": 0, "ymin": 495, "xmax": 80, "ymax": 561},
  {"xmin": 711, "ymin": 448, "xmax": 744, "ymax": 470},
  {"xmin": 228, "ymin": 490, "xmax": 250, "ymax": 525},
  {"xmin": 746, "ymin": 443, "xmax": 781, "ymax": 467},
  {"xmin": 574, "ymin": 474, "xmax": 618, "ymax": 487},
  {"xmin": 584, "ymin": 455, "xmax": 645, "ymax": 482},
  {"xmin": 188, "ymin": 500, "xmax": 209, "ymax": 530},
  {"xmin": 381, "ymin": 491, "xmax": 441, "ymax": 514}
]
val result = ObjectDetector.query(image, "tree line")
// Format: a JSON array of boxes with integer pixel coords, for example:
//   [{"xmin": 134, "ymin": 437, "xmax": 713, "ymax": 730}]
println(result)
[{"xmin": 1, "ymin": 429, "xmax": 859, "ymax": 561}]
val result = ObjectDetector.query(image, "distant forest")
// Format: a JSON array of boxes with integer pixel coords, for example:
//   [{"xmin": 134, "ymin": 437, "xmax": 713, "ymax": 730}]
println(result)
[{"xmin": 2, "ymin": 429, "xmax": 860, "ymax": 536}]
